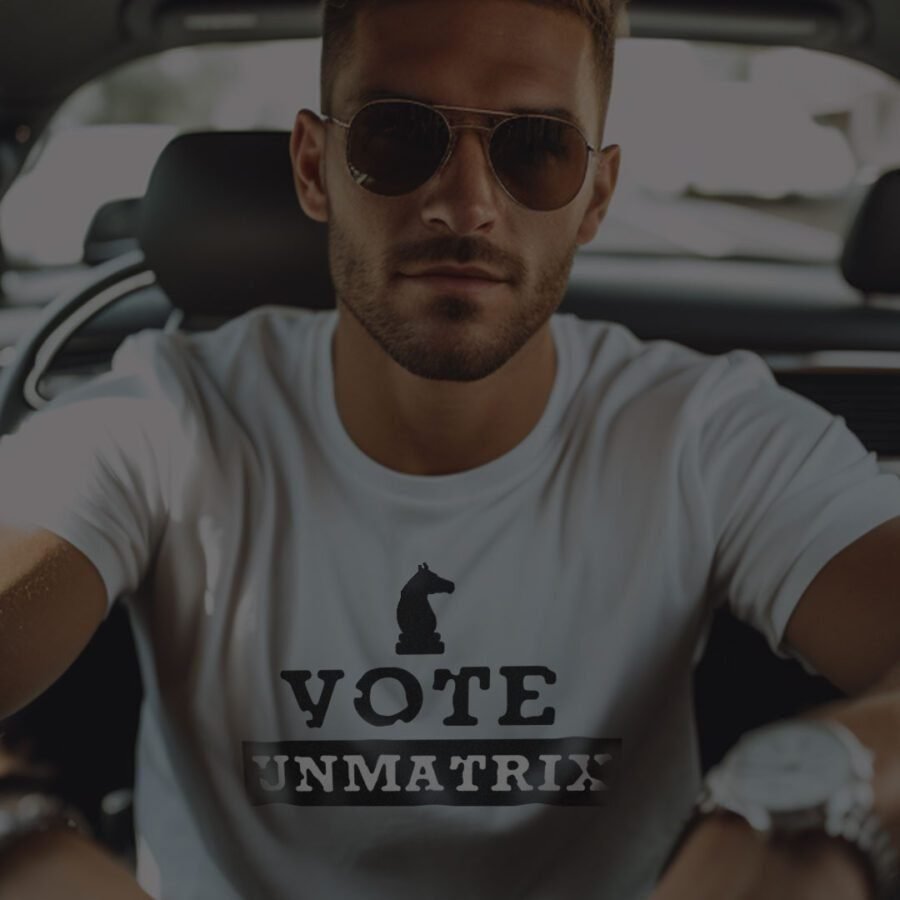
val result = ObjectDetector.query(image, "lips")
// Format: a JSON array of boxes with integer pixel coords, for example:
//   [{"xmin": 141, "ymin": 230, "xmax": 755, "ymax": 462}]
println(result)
[
  {"xmin": 402, "ymin": 265, "xmax": 506, "ymax": 281},
  {"xmin": 399, "ymin": 273, "xmax": 508, "ymax": 295}
]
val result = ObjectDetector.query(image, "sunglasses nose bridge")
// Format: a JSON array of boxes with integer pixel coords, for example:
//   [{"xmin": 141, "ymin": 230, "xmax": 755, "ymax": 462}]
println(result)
[
  {"xmin": 439, "ymin": 130, "xmax": 512, "ymax": 216},
  {"xmin": 438, "ymin": 122, "xmax": 499, "ymax": 183}
]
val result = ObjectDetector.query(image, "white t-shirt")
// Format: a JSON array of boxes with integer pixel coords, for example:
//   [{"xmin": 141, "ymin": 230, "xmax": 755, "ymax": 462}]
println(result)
[{"xmin": 3, "ymin": 307, "xmax": 900, "ymax": 900}]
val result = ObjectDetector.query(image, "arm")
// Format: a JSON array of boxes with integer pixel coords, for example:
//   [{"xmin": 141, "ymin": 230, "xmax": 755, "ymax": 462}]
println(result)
[
  {"xmin": 653, "ymin": 812, "xmax": 872, "ymax": 900},
  {"xmin": 0, "ymin": 524, "xmax": 107, "ymax": 720},
  {"xmin": 0, "ymin": 344, "xmax": 180, "ymax": 898},
  {"xmin": 654, "ymin": 515, "xmax": 900, "ymax": 899},
  {"xmin": 0, "ymin": 604, "xmax": 149, "ymax": 900}
]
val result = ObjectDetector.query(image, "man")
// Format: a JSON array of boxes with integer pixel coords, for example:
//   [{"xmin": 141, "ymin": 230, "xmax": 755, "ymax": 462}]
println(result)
[{"xmin": 2, "ymin": 0, "xmax": 900, "ymax": 897}]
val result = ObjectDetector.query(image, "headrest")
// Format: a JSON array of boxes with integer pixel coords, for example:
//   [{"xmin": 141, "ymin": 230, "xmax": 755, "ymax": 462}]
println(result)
[
  {"xmin": 139, "ymin": 131, "xmax": 335, "ymax": 316},
  {"xmin": 841, "ymin": 168, "xmax": 900, "ymax": 296}
]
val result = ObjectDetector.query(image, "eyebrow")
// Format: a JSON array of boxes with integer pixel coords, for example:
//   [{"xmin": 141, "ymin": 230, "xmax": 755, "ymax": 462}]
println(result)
[{"xmin": 348, "ymin": 89, "xmax": 585, "ymax": 130}]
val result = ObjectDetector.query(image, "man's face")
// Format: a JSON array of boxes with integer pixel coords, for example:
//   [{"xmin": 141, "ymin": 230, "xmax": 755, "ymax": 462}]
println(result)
[{"xmin": 297, "ymin": 0, "xmax": 619, "ymax": 382}]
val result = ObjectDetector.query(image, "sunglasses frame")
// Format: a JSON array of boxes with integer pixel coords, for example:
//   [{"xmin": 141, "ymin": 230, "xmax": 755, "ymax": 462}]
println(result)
[{"xmin": 321, "ymin": 97, "xmax": 601, "ymax": 212}]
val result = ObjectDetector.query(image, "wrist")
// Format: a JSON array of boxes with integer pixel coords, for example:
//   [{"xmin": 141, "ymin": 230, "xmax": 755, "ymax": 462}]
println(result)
[
  {"xmin": 655, "ymin": 812, "xmax": 767, "ymax": 899},
  {"xmin": 657, "ymin": 812, "xmax": 872, "ymax": 900},
  {"xmin": 772, "ymin": 829, "xmax": 874, "ymax": 900},
  {"xmin": 687, "ymin": 719, "xmax": 900, "ymax": 898}
]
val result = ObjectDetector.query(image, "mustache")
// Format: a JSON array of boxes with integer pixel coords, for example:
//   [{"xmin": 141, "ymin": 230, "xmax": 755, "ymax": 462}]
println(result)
[{"xmin": 390, "ymin": 237, "xmax": 522, "ymax": 282}]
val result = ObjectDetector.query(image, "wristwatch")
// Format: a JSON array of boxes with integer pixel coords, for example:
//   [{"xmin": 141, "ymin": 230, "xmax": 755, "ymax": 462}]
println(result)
[{"xmin": 697, "ymin": 718, "xmax": 900, "ymax": 898}]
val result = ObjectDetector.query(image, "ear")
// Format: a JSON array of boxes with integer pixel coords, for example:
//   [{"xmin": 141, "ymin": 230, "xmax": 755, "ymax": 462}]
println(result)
[
  {"xmin": 574, "ymin": 144, "xmax": 620, "ymax": 247},
  {"xmin": 289, "ymin": 109, "xmax": 330, "ymax": 224}
]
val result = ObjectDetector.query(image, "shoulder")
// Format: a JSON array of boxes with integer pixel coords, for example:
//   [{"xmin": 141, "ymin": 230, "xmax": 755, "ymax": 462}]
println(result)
[
  {"xmin": 554, "ymin": 312, "xmax": 769, "ymax": 411},
  {"xmin": 107, "ymin": 305, "xmax": 328, "ymax": 400}
]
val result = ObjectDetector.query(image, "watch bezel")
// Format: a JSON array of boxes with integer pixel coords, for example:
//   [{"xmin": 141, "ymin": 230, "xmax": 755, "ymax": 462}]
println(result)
[{"xmin": 703, "ymin": 720, "xmax": 874, "ymax": 832}]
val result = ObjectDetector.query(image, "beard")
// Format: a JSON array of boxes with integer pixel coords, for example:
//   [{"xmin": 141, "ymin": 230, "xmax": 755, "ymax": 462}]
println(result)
[{"xmin": 326, "ymin": 215, "xmax": 576, "ymax": 383}]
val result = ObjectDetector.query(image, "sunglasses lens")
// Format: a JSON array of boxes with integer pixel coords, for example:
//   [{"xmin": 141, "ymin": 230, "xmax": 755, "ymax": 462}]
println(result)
[
  {"xmin": 491, "ymin": 117, "xmax": 589, "ymax": 211},
  {"xmin": 347, "ymin": 102, "xmax": 449, "ymax": 196}
]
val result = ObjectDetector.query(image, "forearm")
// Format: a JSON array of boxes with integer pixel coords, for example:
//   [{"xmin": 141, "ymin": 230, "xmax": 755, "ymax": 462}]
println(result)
[
  {"xmin": 0, "ymin": 827, "xmax": 151, "ymax": 900},
  {"xmin": 654, "ymin": 812, "xmax": 871, "ymax": 900},
  {"xmin": 655, "ymin": 672, "xmax": 900, "ymax": 900}
]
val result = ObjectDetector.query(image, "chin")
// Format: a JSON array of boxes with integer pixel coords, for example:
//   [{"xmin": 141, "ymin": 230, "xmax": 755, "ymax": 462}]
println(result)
[
  {"xmin": 384, "ymin": 320, "xmax": 524, "ymax": 383},
  {"xmin": 392, "ymin": 352, "xmax": 508, "ymax": 383},
  {"xmin": 339, "ymin": 281, "xmax": 545, "ymax": 382}
]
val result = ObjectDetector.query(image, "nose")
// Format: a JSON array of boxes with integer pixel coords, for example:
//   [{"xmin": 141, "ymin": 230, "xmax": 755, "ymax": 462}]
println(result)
[{"xmin": 419, "ymin": 127, "xmax": 502, "ymax": 234}]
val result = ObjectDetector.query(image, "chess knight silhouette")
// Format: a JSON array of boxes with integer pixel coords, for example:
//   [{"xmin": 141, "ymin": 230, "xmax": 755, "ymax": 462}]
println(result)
[{"xmin": 396, "ymin": 563, "xmax": 456, "ymax": 655}]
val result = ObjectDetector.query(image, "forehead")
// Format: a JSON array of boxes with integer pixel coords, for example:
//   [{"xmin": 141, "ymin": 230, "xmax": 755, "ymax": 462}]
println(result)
[{"xmin": 334, "ymin": 0, "xmax": 600, "ymax": 136}]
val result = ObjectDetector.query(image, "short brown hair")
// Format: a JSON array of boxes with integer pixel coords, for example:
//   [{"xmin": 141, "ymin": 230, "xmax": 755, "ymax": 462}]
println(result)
[{"xmin": 320, "ymin": 0, "xmax": 628, "ymax": 125}]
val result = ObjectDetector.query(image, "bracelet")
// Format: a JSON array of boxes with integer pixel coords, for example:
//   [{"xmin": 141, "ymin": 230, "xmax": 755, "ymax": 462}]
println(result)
[{"xmin": 0, "ymin": 791, "xmax": 93, "ymax": 856}]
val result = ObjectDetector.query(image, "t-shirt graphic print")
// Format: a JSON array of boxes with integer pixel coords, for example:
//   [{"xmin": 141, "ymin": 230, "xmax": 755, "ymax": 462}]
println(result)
[{"xmin": 246, "ymin": 562, "xmax": 622, "ymax": 809}]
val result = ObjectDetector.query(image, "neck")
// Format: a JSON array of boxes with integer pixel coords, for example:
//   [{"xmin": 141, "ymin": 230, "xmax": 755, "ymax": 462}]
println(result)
[{"xmin": 331, "ymin": 309, "xmax": 558, "ymax": 476}]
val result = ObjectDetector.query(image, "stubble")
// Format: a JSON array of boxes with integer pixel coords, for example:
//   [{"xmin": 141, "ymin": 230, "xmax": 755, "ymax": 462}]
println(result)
[{"xmin": 327, "ymin": 213, "xmax": 576, "ymax": 383}]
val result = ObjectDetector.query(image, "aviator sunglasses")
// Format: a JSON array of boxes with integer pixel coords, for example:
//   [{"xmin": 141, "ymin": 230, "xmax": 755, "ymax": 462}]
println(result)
[{"xmin": 321, "ymin": 98, "xmax": 602, "ymax": 212}]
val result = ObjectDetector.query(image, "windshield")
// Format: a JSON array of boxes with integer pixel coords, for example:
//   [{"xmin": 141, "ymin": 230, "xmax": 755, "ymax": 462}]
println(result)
[{"xmin": 1, "ymin": 37, "xmax": 899, "ymax": 267}]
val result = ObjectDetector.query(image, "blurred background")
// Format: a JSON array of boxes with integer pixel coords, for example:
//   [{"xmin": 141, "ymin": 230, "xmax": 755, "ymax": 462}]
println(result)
[{"xmin": 2, "ymin": 37, "xmax": 899, "ymax": 273}]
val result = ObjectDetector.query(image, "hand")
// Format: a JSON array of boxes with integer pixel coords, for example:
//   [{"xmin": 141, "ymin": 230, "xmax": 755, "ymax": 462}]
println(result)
[{"xmin": 651, "ymin": 813, "xmax": 873, "ymax": 900}]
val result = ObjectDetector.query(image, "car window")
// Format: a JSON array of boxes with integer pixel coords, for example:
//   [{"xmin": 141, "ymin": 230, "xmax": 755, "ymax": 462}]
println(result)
[
  {"xmin": 1, "ymin": 36, "xmax": 899, "ymax": 270},
  {"xmin": 599, "ymin": 40, "xmax": 900, "ymax": 262}
]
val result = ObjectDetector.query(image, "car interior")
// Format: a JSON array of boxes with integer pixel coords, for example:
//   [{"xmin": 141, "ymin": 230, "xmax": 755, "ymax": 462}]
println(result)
[{"xmin": 1, "ymin": 0, "xmax": 900, "ymax": 869}]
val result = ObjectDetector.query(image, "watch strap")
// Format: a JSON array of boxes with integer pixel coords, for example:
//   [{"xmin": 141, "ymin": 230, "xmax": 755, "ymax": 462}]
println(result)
[
  {"xmin": 810, "ymin": 720, "xmax": 900, "ymax": 899},
  {"xmin": 829, "ymin": 805, "xmax": 900, "ymax": 900}
]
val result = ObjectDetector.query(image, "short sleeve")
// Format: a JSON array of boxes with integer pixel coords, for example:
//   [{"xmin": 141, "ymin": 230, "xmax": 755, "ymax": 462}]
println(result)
[
  {"xmin": 0, "ymin": 332, "xmax": 186, "ymax": 614},
  {"xmin": 699, "ymin": 350, "xmax": 900, "ymax": 674}
]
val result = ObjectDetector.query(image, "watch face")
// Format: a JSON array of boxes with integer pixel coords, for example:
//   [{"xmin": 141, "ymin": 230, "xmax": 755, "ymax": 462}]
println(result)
[{"xmin": 723, "ymin": 722, "xmax": 855, "ymax": 812}]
